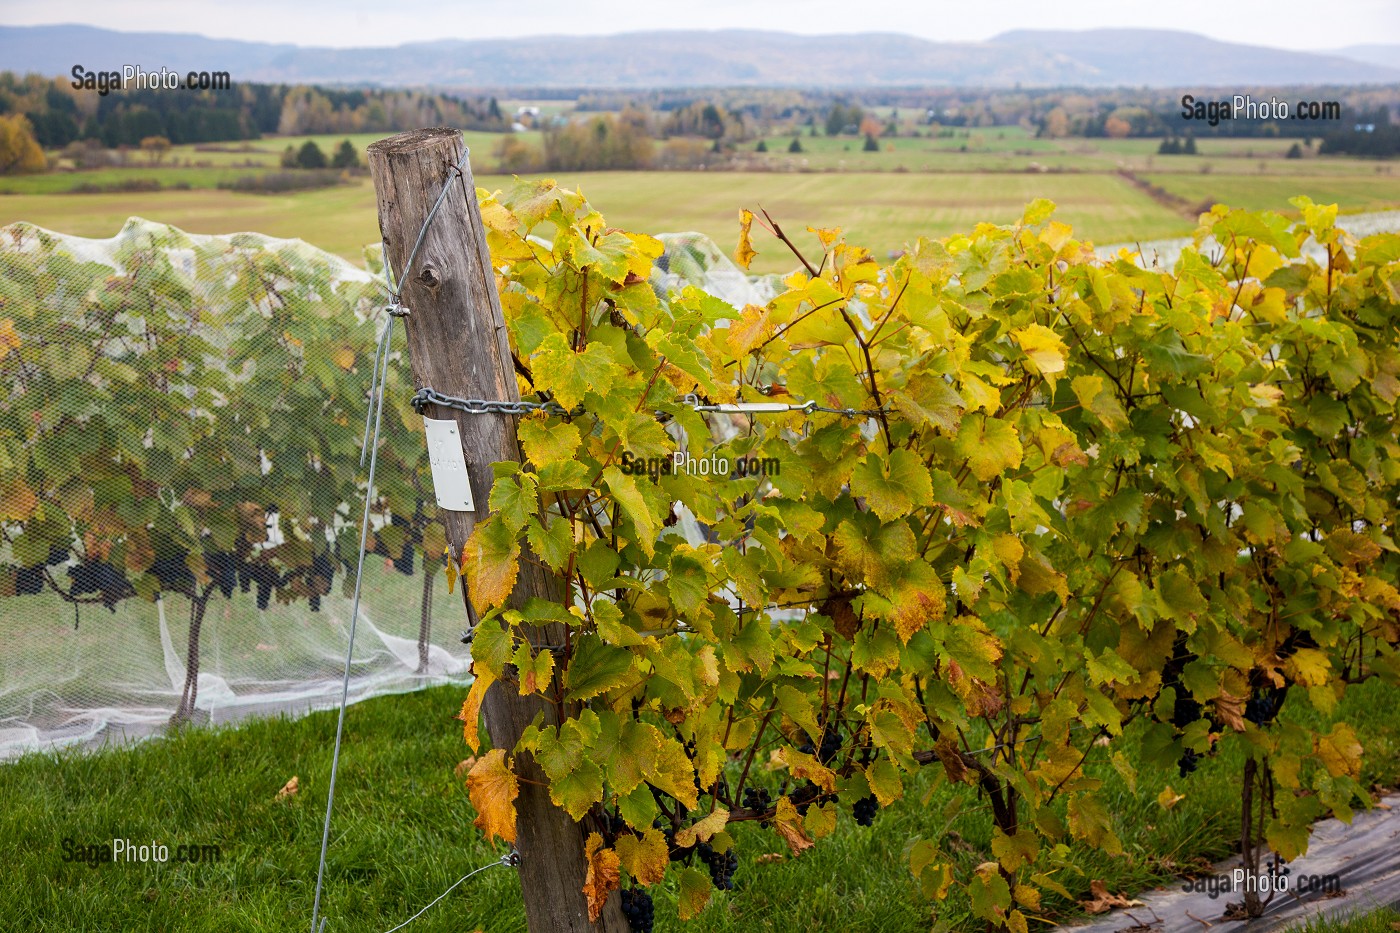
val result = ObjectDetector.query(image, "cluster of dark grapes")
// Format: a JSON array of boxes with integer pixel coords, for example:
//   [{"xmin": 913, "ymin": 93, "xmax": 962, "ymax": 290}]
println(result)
[
  {"xmin": 307, "ymin": 552, "xmax": 336, "ymax": 612},
  {"xmin": 853, "ymin": 795, "xmax": 879, "ymax": 827},
  {"xmin": 1160, "ymin": 635, "xmax": 1207, "ymax": 777},
  {"xmin": 1245, "ymin": 690, "xmax": 1284, "ymax": 727},
  {"xmin": 15, "ymin": 564, "xmax": 45, "ymax": 595},
  {"xmin": 696, "ymin": 841, "xmax": 737, "ymax": 891},
  {"xmin": 742, "ymin": 786, "xmax": 771, "ymax": 812},
  {"xmin": 68, "ymin": 560, "xmax": 132, "ymax": 611},
  {"xmin": 206, "ymin": 551, "xmax": 238, "ymax": 599},
  {"xmin": 13, "ymin": 545, "xmax": 72, "ymax": 597},
  {"xmin": 792, "ymin": 780, "xmax": 821, "ymax": 816},
  {"xmin": 620, "ymin": 888, "xmax": 654, "ymax": 933},
  {"xmin": 241, "ymin": 562, "xmax": 281, "ymax": 610}
]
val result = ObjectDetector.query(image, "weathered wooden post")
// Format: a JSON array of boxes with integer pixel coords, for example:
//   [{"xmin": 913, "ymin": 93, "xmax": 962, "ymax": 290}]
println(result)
[{"xmin": 367, "ymin": 128, "xmax": 626, "ymax": 933}]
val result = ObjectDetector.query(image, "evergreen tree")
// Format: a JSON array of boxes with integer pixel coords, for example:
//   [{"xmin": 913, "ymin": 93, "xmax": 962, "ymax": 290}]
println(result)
[{"xmin": 295, "ymin": 140, "xmax": 327, "ymax": 169}]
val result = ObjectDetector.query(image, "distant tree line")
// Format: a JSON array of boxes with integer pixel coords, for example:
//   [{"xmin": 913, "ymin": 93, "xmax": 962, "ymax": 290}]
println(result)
[{"xmin": 0, "ymin": 73, "xmax": 508, "ymax": 149}]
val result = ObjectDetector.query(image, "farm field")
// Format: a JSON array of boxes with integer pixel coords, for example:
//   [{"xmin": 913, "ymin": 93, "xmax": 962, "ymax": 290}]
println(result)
[
  {"xmin": 3, "ymin": 128, "xmax": 1398, "ymax": 273},
  {"xmin": 3, "ymin": 678, "xmax": 1397, "ymax": 932},
  {"xmin": 7, "ymin": 166, "xmax": 1397, "ymax": 274}
]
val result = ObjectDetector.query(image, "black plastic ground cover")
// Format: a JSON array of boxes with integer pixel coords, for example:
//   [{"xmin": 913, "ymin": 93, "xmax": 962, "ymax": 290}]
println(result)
[{"xmin": 1069, "ymin": 794, "xmax": 1400, "ymax": 933}]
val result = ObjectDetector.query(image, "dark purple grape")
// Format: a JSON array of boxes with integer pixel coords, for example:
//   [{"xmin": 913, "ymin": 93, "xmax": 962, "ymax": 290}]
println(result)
[{"xmin": 853, "ymin": 795, "xmax": 878, "ymax": 827}]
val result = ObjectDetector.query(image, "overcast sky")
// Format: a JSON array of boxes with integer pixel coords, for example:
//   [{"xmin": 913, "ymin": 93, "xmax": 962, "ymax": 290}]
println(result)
[{"xmin": 5, "ymin": 0, "xmax": 1398, "ymax": 51}]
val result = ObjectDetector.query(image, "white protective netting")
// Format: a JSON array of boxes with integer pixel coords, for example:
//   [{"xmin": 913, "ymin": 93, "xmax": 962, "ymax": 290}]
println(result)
[{"xmin": 0, "ymin": 218, "xmax": 771, "ymax": 759}]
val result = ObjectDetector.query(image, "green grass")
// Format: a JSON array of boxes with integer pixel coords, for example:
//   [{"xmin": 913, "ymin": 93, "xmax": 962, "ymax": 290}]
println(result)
[
  {"xmin": 4, "ymin": 674, "xmax": 1398, "ymax": 932},
  {"xmin": 1140, "ymin": 173, "xmax": 1400, "ymax": 216},
  {"xmin": 1287, "ymin": 906, "xmax": 1400, "ymax": 933}
]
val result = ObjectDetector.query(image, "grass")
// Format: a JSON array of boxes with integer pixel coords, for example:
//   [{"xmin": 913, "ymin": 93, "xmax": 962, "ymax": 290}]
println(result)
[
  {"xmin": 3, "ymin": 673, "xmax": 1398, "ymax": 932},
  {"xmin": 1140, "ymin": 173, "xmax": 1400, "ymax": 216},
  {"xmin": 1288, "ymin": 906, "xmax": 1400, "ymax": 933}
]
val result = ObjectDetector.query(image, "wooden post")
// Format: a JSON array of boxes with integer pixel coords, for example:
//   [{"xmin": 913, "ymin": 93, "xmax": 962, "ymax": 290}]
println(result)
[{"xmin": 367, "ymin": 128, "xmax": 626, "ymax": 933}]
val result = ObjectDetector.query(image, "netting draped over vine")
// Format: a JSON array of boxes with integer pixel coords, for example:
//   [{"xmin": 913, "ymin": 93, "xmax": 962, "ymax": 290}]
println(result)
[
  {"xmin": 0, "ymin": 218, "xmax": 473, "ymax": 757},
  {"xmin": 0, "ymin": 218, "xmax": 771, "ymax": 759}
]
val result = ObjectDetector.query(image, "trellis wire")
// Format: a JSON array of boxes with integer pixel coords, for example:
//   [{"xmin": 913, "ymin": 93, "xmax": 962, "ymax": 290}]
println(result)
[{"xmin": 311, "ymin": 144, "xmax": 488, "ymax": 933}]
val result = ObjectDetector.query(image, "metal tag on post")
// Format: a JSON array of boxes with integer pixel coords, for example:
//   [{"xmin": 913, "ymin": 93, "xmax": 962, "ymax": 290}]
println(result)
[{"xmin": 423, "ymin": 417, "xmax": 475, "ymax": 512}]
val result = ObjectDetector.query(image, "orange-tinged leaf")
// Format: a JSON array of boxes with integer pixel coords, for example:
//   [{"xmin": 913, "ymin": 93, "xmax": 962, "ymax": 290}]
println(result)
[
  {"xmin": 616, "ymin": 829, "xmax": 668, "ymax": 886},
  {"xmin": 457, "ymin": 672, "xmax": 494, "ymax": 753},
  {"xmin": 771, "ymin": 796, "xmax": 814, "ymax": 855},
  {"xmin": 331, "ymin": 346, "xmax": 355, "ymax": 370},
  {"xmin": 0, "ymin": 477, "xmax": 38, "ymax": 521},
  {"xmin": 583, "ymin": 832, "xmax": 621, "ymax": 923},
  {"xmin": 461, "ymin": 517, "xmax": 519, "ymax": 611},
  {"xmin": 466, "ymin": 749, "xmax": 518, "ymax": 845}
]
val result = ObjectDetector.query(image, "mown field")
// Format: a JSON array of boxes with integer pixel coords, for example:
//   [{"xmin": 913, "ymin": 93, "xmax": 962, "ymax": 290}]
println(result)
[{"xmin": 2, "ymin": 129, "xmax": 1398, "ymax": 274}]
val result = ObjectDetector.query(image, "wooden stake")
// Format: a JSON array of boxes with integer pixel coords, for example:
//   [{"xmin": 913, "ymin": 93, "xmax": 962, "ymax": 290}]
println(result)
[{"xmin": 368, "ymin": 127, "xmax": 625, "ymax": 933}]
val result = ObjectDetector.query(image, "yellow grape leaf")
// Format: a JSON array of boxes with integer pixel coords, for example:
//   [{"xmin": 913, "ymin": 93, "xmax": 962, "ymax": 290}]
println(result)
[
  {"xmin": 953, "ymin": 414, "xmax": 1023, "ymax": 482},
  {"xmin": 804, "ymin": 802, "xmax": 837, "ymax": 840},
  {"xmin": 1012, "ymin": 323, "xmax": 1067, "ymax": 376},
  {"xmin": 583, "ymin": 833, "xmax": 621, "ymax": 923},
  {"xmin": 1157, "ymin": 785, "xmax": 1186, "ymax": 810},
  {"xmin": 674, "ymin": 809, "xmax": 730, "ymax": 848},
  {"xmin": 678, "ymin": 866, "xmax": 712, "ymax": 921},
  {"xmin": 602, "ymin": 465, "xmax": 661, "ymax": 559},
  {"xmin": 735, "ymin": 209, "xmax": 758, "ymax": 270},
  {"xmin": 461, "ymin": 517, "xmax": 519, "ymax": 611},
  {"xmin": 330, "ymin": 346, "xmax": 355, "ymax": 370},
  {"xmin": 457, "ymin": 671, "xmax": 495, "ymax": 753},
  {"xmin": 616, "ymin": 829, "xmax": 668, "ymax": 885},
  {"xmin": 1315, "ymin": 722, "xmax": 1362, "ymax": 779},
  {"xmin": 771, "ymin": 796, "xmax": 814, "ymax": 855},
  {"xmin": 1285, "ymin": 648, "xmax": 1331, "ymax": 687},
  {"xmin": 1071, "ymin": 375, "xmax": 1129, "ymax": 431},
  {"xmin": 775, "ymin": 747, "xmax": 837, "ymax": 793},
  {"xmin": 466, "ymin": 749, "xmax": 518, "ymax": 845}
]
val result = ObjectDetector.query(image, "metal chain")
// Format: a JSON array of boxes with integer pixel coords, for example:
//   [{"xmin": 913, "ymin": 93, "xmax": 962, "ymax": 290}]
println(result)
[{"xmin": 411, "ymin": 387, "xmax": 886, "ymax": 420}]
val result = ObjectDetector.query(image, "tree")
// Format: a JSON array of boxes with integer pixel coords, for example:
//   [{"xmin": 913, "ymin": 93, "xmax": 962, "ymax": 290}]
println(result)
[
  {"xmin": 755, "ymin": 139, "xmax": 767, "ymax": 153},
  {"xmin": 139, "ymin": 135, "xmax": 172, "ymax": 166},
  {"xmin": 0, "ymin": 114, "xmax": 45, "ymax": 174},
  {"xmin": 862, "ymin": 133, "xmax": 880, "ymax": 152},
  {"xmin": 280, "ymin": 144, "xmax": 298, "ymax": 168},
  {"xmin": 1183, "ymin": 135, "xmax": 1197, "ymax": 154},
  {"xmin": 331, "ymin": 139, "xmax": 359, "ymax": 169},
  {"xmin": 1286, "ymin": 142, "xmax": 1303, "ymax": 158},
  {"xmin": 296, "ymin": 140, "xmax": 327, "ymax": 169},
  {"xmin": 1158, "ymin": 137, "xmax": 1182, "ymax": 155},
  {"xmin": 788, "ymin": 136, "xmax": 803, "ymax": 153}
]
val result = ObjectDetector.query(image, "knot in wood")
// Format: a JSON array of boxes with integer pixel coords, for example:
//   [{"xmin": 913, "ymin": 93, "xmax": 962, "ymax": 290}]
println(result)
[{"xmin": 418, "ymin": 264, "xmax": 441, "ymax": 288}]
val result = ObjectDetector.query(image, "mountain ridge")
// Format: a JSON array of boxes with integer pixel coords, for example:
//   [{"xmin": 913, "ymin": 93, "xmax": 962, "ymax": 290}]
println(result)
[{"xmin": 3, "ymin": 24, "xmax": 1397, "ymax": 88}]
